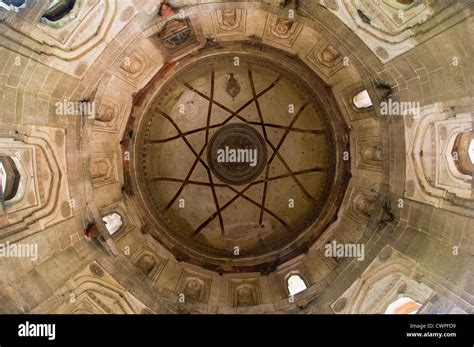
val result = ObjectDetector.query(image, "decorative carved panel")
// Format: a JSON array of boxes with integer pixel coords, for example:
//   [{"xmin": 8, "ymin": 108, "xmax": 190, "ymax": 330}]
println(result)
[
  {"xmin": 211, "ymin": 9, "xmax": 246, "ymax": 36},
  {"xmin": 117, "ymin": 47, "xmax": 155, "ymax": 88},
  {"xmin": 306, "ymin": 38, "xmax": 344, "ymax": 78},
  {"xmin": 263, "ymin": 14, "xmax": 303, "ymax": 48},
  {"xmin": 90, "ymin": 152, "xmax": 118, "ymax": 188},
  {"xmin": 229, "ymin": 278, "xmax": 262, "ymax": 307},
  {"xmin": 176, "ymin": 268, "xmax": 212, "ymax": 303},
  {"xmin": 93, "ymin": 93, "xmax": 129, "ymax": 134},
  {"xmin": 130, "ymin": 243, "xmax": 168, "ymax": 281},
  {"xmin": 158, "ymin": 18, "xmax": 199, "ymax": 57},
  {"xmin": 344, "ymin": 188, "xmax": 377, "ymax": 224},
  {"xmin": 355, "ymin": 137, "xmax": 382, "ymax": 172}
]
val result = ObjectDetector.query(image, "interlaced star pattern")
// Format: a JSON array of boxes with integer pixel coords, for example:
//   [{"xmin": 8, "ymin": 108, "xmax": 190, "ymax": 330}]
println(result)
[{"xmin": 144, "ymin": 62, "xmax": 329, "ymax": 238}]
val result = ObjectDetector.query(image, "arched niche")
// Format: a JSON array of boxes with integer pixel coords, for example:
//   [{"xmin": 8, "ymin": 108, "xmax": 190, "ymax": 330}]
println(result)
[
  {"xmin": 352, "ymin": 90, "xmax": 373, "ymax": 109},
  {"xmin": 287, "ymin": 274, "xmax": 308, "ymax": 296},
  {"xmin": 0, "ymin": 155, "xmax": 21, "ymax": 203},
  {"xmin": 384, "ymin": 296, "xmax": 421, "ymax": 314},
  {"xmin": 41, "ymin": 0, "xmax": 82, "ymax": 28},
  {"xmin": 101, "ymin": 212, "xmax": 123, "ymax": 236}
]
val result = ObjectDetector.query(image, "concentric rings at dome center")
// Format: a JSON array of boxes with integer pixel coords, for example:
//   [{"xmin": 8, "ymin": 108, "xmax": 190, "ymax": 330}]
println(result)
[{"xmin": 207, "ymin": 124, "xmax": 267, "ymax": 185}]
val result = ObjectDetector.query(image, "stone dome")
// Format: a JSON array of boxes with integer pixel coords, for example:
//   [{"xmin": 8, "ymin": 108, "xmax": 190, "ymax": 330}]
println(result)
[{"xmin": 0, "ymin": 0, "xmax": 472, "ymax": 318}]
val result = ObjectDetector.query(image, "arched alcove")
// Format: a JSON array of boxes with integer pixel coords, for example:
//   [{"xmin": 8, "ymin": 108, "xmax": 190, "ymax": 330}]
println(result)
[
  {"xmin": 102, "ymin": 212, "xmax": 123, "ymax": 236},
  {"xmin": 352, "ymin": 90, "xmax": 373, "ymax": 109},
  {"xmin": 287, "ymin": 274, "xmax": 308, "ymax": 296},
  {"xmin": 42, "ymin": 0, "xmax": 77, "ymax": 22},
  {"xmin": 0, "ymin": 155, "xmax": 20, "ymax": 202},
  {"xmin": 385, "ymin": 297, "xmax": 421, "ymax": 314}
]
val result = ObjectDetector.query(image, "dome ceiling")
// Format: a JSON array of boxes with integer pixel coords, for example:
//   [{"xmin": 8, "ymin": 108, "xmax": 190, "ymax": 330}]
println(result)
[
  {"xmin": 131, "ymin": 50, "xmax": 349, "ymax": 272},
  {"xmin": 0, "ymin": 0, "xmax": 472, "ymax": 318}
]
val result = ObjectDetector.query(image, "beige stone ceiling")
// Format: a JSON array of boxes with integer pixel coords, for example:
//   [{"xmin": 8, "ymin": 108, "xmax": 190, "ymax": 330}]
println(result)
[{"xmin": 0, "ymin": 0, "xmax": 472, "ymax": 314}]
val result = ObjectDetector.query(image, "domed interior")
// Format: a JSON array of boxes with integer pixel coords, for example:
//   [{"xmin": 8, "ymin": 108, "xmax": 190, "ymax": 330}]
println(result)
[
  {"xmin": 0, "ymin": 0, "xmax": 472, "ymax": 314},
  {"xmin": 131, "ymin": 50, "xmax": 348, "ymax": 272}
]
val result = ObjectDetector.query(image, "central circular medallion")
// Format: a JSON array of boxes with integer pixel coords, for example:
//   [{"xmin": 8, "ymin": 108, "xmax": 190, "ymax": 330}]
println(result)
[{"xmin": 207, "ymin": 124, "xmax": 267, "ymax": 185}]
